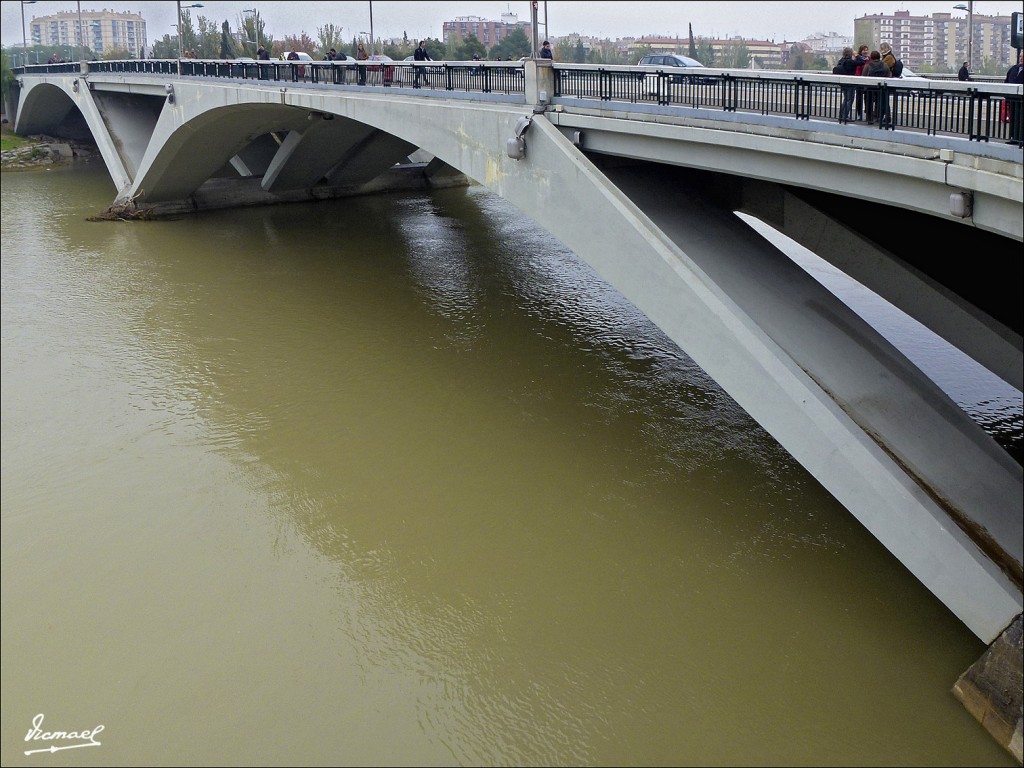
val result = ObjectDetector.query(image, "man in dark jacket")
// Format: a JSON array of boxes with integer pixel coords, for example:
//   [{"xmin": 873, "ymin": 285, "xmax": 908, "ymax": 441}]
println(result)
[
  {"xmin": 1006, "ymin": 50, "xmax": 1024, "ymax": 144},
  {"xmin": 958, "ymin": 62, "xmax": 970, "ymax": 81},
  {"xmin": 1008, "ymin": 50, "xmax": 1024, "ymax": 84},
  {"xmin": 413, "ymin": 40, "xmax": 431, "ymax": 87},
  {"xmin": 833, "ymin": 48, "xmax": 858, "ymax": 122}
]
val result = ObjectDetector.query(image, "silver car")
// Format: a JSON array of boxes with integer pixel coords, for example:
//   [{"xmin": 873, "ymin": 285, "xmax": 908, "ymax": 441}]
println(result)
[{"xmin": 636, "ymin": 53, "xmax": 712, "ymax": 92}]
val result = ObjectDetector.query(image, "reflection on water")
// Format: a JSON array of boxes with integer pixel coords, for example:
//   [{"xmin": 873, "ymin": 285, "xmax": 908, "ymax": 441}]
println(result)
[{"xmin": 1, "ymin": 161, "xmax": 1016, "ymax": 766}]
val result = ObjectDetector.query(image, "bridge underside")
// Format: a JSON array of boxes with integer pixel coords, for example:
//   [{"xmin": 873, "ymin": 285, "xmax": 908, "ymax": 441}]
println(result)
[{"xmin": 12, "ymin": 74, "xmax": 1022, "ymax": 643}]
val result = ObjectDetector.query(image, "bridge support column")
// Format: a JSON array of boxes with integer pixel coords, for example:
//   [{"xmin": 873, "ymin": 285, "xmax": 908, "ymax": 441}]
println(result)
[
  {"xmin": 525, "ymin": 59, "xmax": 554, "ymax": 108},
  {"xmin": 953, "ymin": 612, "xmax": 1024, "ymax": 763}
]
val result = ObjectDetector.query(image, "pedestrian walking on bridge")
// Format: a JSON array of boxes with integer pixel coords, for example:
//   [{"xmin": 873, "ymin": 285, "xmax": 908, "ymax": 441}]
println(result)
[{"xmin": 413, "ymin": 40, "xmax": 432, "ymax": 88}]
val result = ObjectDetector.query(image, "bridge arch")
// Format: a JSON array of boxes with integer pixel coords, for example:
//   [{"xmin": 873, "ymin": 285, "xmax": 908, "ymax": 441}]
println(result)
[{"xmin": 9, "ymin": 71, "xmax": 1022, "ymax": 643}]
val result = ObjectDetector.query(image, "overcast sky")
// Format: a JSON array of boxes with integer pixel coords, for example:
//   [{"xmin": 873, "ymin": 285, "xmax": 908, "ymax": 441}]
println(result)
[{"xmin": 2, "ymin": 1, "xmax": 1021, "ymax": 48}]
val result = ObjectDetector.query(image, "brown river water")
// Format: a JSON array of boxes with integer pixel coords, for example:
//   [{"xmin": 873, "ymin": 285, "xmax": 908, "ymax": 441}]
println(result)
[{"xmin": 1, "ymin": 160, "xmax": 1017, "ymax": 766}]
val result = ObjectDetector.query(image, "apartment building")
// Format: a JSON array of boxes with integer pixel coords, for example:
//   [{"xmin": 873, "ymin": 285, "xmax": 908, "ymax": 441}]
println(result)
[
  {"xmin": 28, "ymin": 9, "xmax": 147, "ymax": 59},
  {"xmin": 854, "ymin": 9, "xmax": 1013, "ymax": 71},
  {"xmin": 442, "ymin": 12, "xmax": 530, "ymax": 49}
]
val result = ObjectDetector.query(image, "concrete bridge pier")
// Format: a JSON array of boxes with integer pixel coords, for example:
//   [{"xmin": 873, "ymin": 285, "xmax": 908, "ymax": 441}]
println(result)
[{"xmin": 954, "ymin": 614, "xmax": 1023, "ymax": 763}]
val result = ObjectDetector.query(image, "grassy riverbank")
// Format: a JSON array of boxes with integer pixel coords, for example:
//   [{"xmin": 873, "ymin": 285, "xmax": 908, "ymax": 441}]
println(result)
[{"xmin": 1, "ymin": 123, "xmax": 33, "ymax": 151}]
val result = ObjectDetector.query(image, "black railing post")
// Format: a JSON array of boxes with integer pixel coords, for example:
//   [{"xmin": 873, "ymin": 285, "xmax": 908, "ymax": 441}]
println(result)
[
  {"xmin": 723, "ymin": 74, "xmax": 737, "ymax": 112},
  {"xmin": 793, "ymin": 78, "xmax": 810, "ymax": 120},
  {"xmin": 967, "ymin": 87, "xmax": 987, "ymax": 142},
  {"xmin": 1006, "ymin": 94, "xmax": 1024, "ymax": 146},
  {"xmin": 879, "ymin": 82, "xmax": 894, "ymax": 129}
]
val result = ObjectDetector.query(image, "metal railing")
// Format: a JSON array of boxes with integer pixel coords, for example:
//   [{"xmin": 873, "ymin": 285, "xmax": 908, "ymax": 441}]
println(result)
[
  {"xmin": 13, "ymin": 59, "xmax": 1022, "ymax": 146},
  {"xmin": 553, "ymin": 65, "xmax": 1023, "ymax": 145},
  {"xmin": 75, "ymin": 58, "xmax": 529, "ymax": 96}
]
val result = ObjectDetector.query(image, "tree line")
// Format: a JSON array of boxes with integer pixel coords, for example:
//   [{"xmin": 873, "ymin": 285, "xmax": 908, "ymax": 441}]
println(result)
[
  {"xmin": 5, "ymin": 9, "xmax": 1003, "ymax": 76},
  {"xmin": 146, "ymin": 10, "xmax": 535, "ymax": 61}
]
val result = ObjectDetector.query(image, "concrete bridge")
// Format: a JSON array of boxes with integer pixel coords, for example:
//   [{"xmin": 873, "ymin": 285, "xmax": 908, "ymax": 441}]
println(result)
[{"xmin": 8, "ymin": 61, "xmax": 1023, "ymax": 653}]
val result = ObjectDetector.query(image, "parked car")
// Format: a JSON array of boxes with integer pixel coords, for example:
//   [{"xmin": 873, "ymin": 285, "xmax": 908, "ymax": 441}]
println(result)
[
  {"xmin": 637, "ymin": 53, "xmax": 705, "ymax": 69},
  {"xmin": 365, "ymin": 54, "xmax": 395, "ymax": 84},
  {"xmin": 279, "ymin": 50, "xmax": 313, "ymax": 77},
  {"xmin": 896, "ymin": 66, "xmax": 926, "ymax": 81},
  {"xmin": 636, "ymin": 53, "xmax": 713, "ymax": 91},
  {"xmin": 397, "ymin": 54, "xmax": 444, "ymax": 83}
]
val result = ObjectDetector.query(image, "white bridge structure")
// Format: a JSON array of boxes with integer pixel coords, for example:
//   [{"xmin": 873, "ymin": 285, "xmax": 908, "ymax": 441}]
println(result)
[{"xmin": 8, "ymin": 58, "xmax": 1023, "ymax": 645}]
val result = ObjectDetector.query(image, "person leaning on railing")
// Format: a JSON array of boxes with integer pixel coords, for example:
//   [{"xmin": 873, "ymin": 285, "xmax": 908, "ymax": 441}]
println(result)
[
  {"xmin": 833, "ymin": 47, "xmax": 858, "ymax": 122},
  {"xmin": 1006, "ymin": 50, "xmax": 1024, "ymax": 145},
  {"xmin": 853, "ymin": 45, "xmax": 870, "ymax": 120},
  {"xmin": 877, "ymin": 42, "xmax": 898, "ymax": 127},
  {"xmin": 860, "ymin": 51, "xmax": 890, "ymax": 125},
  {"xmin": 356, "ymin": 43, "xmax": 368, "ymax": 85}
]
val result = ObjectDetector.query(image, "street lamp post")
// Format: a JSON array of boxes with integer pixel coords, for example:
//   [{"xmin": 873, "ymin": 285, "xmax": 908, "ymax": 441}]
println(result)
[
  {"xmin": 530, "ymin": 0, "xmax": 539, "ymax": 57},
  {"xmin": 176, "ymin": 1, "xmax": 204, "ymax": 61},
  {"xmin": 243, "ymin": 8, "xmax": 259, "ymax": 52},
  {"xmin": 21, "ymin": 1, "xmax": 37, "ymax": 68},
  {"xmin": 368, "ymin": 1, "xmax": 374, "ymax": 55},
  {"xmin": 76, "ymin": 1, "xmax": 84, "ymax": 62},
  {"xmin": 954, "ymin": 2, "xmax": 974, "ymax": 71}
]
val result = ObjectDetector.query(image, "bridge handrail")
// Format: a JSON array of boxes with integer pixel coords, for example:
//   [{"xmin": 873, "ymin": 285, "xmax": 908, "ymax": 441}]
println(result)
[
  {"xmin": 59, "ymin": 58, "xmax": 529, "ymax": 96},
  {"xmin": 551, "ymin": 63, "xmax": 1024, "ymax": 145},
  {"xmin": 13, "ymin": 59, "xmax": 1022, "ymax": 146}
]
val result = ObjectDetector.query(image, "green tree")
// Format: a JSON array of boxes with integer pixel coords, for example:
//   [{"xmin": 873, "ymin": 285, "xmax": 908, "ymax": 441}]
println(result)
[
  {"xmin": 490, "ymin": 27, "xmax": 530, "ymax": 60},
  {"xmin": 317, "ymin": 23, "xmax": 345, "ymax": 58},
  {"xmin": 976, "ymin": 56, "xmax": 1004, "ymax": 76},
  {"xmin": 278, "ymin": 32, "xmax": 317, "ymax": 57},
  {"xmin": 219, "ymin": 20, "xmax": 236, "ymax": 59},
  {"xmin": 195, "ymin": 15, "xmax": 219, "ymax": 57},
  {"xmin": 177, "ymin": 9, "xmax": 198, "ymax": 56},
  {"xmin": 695, "ymin": 39, "xmax": 715, "ymax": 66},
  {"xmin": 454, "ymin": 34, "xmax": 486, "ymax": 61},
  {"xmin": 422, "ymin": 37, "xmax": 444, "ymax": 59},
  {"xmin": 1, "ymin": 50, "xmax": 15, "ymax": 112},
  {"xmin": 633, "ymin": 43, "xmax": 654, "ymax": 63},
  {"xmin": 239, "ymin": 12, "xmax": 270, "ymax": 57},
  {"xmin": 381, "ymin": 42, "xmax": 406, "ymax": 59},
  {"xmin": 721, "ymin": 41, "xmax": 750, "ymax": 69},
  {"xmin": 152, "ymin": 34, "xmax": 177, "ymax": 59},
  {"xmin": 103, "ymin": 47, "xmax": 132, "ymax": 60},
  {"xmin": 688, "ymin": 25, "xmax": 696, "ymax": 58},
  {"xmin": 553, "ymin": 39, "xmax": 574, "ymax": 61},
  {"xmin": 586, "ymin": 41, "xmax": 627, "ymax": 64},
  {"xmin": 787, "ymin": 45, "xmax": 819, "ymax": 70}
]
